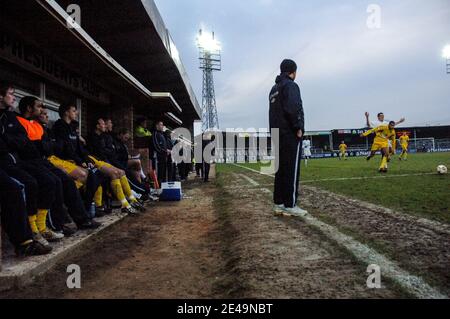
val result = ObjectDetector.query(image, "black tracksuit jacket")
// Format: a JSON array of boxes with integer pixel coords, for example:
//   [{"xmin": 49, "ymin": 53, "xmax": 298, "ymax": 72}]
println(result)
[
  {"xmin": 0, "ymin": 109, "xmax": 41, "ymax": 161},
  {"xmin": 269, "ymin": 73, "xmax": 305, "ymax": 136},
  {"xmin": 53, "ymin": 119, "xmax": 90, "ymax": 166}
]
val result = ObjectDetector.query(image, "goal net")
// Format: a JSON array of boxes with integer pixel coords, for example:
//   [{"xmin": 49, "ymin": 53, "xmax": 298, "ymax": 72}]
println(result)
[{"xmin": 397, "ymin": 138, "xmax": 435, "ymax": 152}]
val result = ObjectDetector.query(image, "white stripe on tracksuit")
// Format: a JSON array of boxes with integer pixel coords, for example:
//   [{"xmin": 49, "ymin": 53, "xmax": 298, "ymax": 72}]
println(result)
[{"xmin": 292, "ymin": 141, "xmax": 301, "ymax": 206}]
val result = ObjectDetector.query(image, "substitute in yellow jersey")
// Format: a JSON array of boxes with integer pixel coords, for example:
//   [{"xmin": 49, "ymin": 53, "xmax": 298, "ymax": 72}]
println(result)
[
  {"xmin": 399, "ymin": 133, "xmax": 410, "ymax": 161},
  {"xmin": 361, "ymin": 121, "xmax": 396, "ymax": 173},
  {"xmin": 339, "ymin": 141, "xmax": 348, "ymax": 160}
]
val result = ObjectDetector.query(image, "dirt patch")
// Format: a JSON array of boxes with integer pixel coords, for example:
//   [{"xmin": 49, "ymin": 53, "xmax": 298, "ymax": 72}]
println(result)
[
  {"xmin": 229, "ymin": 166, "xmax": 450, "ymax": 297},
  {"xmin": 214, "ymin": 172, "xmax": 405, "ymax": 298},
  {"xmin": 0, "ymin": 180, "xmax": 226, "ymax": 299},
  {"xmin": 300, "ymin": 185, "xmax": 450, "ymax": 296}
]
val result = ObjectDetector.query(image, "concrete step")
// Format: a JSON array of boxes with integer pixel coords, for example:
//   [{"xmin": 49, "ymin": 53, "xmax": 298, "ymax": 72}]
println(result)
[{"xmin": 0, "ymin": 211, "xmax": 128, "ymax": 292}]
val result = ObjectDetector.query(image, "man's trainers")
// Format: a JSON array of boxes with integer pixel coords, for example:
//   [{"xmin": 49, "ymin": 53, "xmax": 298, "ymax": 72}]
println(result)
[
  {"xmin": 283, "ymin": 206, "xmax": 308, "ymax": 217},
  {"xmin": 16, "ymin": 241, "xmax": 52, "ymax": 257},
  {"xmin": 41, "ymin": 229, "xmax": 64, "ymax": 242},
  {"xmin": 32, "ymin": 232, "xmax": 51, "ymax": 248},
  {"xmin": 273, "ymin": 204, "xmax": 285, "ymax": 216}
]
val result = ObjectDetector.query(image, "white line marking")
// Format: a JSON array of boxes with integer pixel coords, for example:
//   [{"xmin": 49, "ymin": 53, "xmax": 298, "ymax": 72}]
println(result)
[
  {"xmin": 238, "ymin": 174, "xmax": 260, "ymax": 187},
  {"xmin": 302, "ymin": 173, "xmax": 436, "ymax": 183},
  {"xmin": 231, "ymin": 164, "xmax": 436, "ymax": 183},
  {"xmin": 231, "ymin": 164, "xmax": 447, "ymax": 299}
]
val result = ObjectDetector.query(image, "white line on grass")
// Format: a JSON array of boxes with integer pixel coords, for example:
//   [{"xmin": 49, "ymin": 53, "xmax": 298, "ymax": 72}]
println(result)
[
  {"xmin": 231, "ymin": 164, "xmax": 436, "ymax": 183},
  {"xmin": 238, "ymin": 174, "xmax": 260, "ymax": 186},
  {"xmin": 231, "ymin": 163, "xmax": 447, "ymax": 299}
]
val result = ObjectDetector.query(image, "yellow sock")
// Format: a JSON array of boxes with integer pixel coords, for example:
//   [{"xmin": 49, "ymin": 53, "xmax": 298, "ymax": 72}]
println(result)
[
  {"xmin": 28, "ymin": 215, "xmax": 38, "ymax": 233},
  {"xmin": 75, "ymin": 180, "xmax": 84, "ymax": 189},
  {"xmin": 111, "ymin": 179, "xmax": 130, "ymax": 208},
  {"xmin": 36, "ymin": 209, "xmax": 48, "ymax": 233},
  {"xmin": 94, "ymin": 186, "xmax": 103, "ymax": 207},
  {"xmin": 380, "ymin": 156, "xmax": 388, "ymax": 170},
  {"xmin": 120, "ymin": 176, "xmax": 136, "ymax": 202}
]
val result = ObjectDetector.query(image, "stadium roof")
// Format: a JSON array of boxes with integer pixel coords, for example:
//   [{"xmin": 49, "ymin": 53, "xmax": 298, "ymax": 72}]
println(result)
[
  {"xmin": 53, "ymin": 0, "xmax": 201, "ymax": 124},
  {"xmin": 0, "ymin": 0, "xmax": 200, "ymax": 125}
]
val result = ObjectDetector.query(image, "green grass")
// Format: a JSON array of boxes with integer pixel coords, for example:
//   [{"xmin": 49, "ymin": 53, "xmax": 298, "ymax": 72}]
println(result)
[{"xmin": 222, "ymin": 152, "xmax": 450, "ymax": 224}]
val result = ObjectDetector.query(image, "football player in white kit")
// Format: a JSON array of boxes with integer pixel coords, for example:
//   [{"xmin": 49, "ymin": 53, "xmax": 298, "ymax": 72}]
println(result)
[
  {"xmin": 303, "ymin": 138, "xmax": 312, "ymax": 167},
  {"xmin": 365, "ymin": 112, "xmax": 405, "ymax": 158}
]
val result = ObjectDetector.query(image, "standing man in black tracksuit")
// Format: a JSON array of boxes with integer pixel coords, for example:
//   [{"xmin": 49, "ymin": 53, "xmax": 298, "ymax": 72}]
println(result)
[
  {"xmin": 164, "ymin": 130, "xmax": 176, "ymax": 182},
  {"xmin": 269, "ymin": 59, "xmax": 308, "ymax": 217},
  {"xmin": 152, "ymin": 120, "xmax": 169, "ymax": 185}
]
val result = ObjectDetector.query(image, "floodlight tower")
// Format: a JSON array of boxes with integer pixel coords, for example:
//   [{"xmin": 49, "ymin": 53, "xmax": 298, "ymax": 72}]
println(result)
[
  {"xmin": 443, "ymin": 45, "xmax": 450, "ymax": 74},
  {"xmin": 197, "ymin": 29, "xmax": 221, "ymax": 131}
]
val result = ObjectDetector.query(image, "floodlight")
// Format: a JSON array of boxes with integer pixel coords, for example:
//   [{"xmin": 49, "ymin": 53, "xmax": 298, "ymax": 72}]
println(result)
[
  {"xmin": 197, "ymin": 29, "xmax": 221, "ymax": 53},
  {"xmin": 443, "ymin": 45, "xmax": 450, "ymax": 59}
]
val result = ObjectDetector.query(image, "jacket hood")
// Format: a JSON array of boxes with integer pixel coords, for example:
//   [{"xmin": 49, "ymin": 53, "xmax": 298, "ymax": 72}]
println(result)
[{"xmin": 275, "ymin": 72, "xmax": 292, "ymax": 85}]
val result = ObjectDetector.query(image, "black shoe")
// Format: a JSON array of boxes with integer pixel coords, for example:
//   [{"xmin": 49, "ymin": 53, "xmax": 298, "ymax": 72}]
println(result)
[
  {"xmin": 77, "ymin": 219, "xmax": 102, "ymax": 230},
  {"xmin": 15, "ymin": 241, "xmax": 52, "ymax": 257},
  {"xmin": 131, "ymin": 201, "xmax": 146, "ymax": 212},
  {"xmin": 366, "ymin": 156, "xmax": 371, "ymax": 161},
  {"xmin": 95, "ymin": 207, "xmax": 107, "ymax": 218},
  {"xmin": 62, "ymin": 225, "xmax": 77, "ymax": 237}
]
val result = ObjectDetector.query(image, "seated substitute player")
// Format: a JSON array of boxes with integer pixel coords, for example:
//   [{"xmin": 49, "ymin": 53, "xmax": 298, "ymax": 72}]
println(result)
[
  {"xmin": 88, "ymin": 118, "xmax": 144, "ymax": 213},
  {"xmin": 52, "ymin": 104, "xmax": 140, "ymax": 215},
  {"xmin": 399, "ymin": 132, "xmax": 410, "ymax": 161},
  {"xmin": 38, "ymin": 107, "xmax": 107, "ymax": 218},
  {"xmin": 1, "ymin": 87, "xmax": 65, "ymax": 245},
  {"xmin": 0, "ymin": 162, "xmax": 52, "ymax": 256},
  {"xmin": 105, "ymin": 119, "xmax": 149, "ymax": 197},
  {"xmin": 361, "ymin": 121, "xmax": 396, "ymax": 173},
  {"xmin": 17, "ymin": 96, "xmax": 101, "ymax": 233},
  {"xmin": 114, "ymin": 128, "xmax": 151, "ymax": 200},
  {"xmin": 339, "ymin": 141, "xmax": 348, "ymax": 160}
]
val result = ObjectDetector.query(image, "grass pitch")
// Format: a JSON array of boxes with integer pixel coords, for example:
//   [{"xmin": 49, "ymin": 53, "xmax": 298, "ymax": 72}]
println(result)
[{"xmin": 227, "ymin": 152, "xmax": 450, "ymax": 224}]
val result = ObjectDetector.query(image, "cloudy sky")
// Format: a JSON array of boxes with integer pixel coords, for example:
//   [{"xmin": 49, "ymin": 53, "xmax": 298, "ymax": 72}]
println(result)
[{"xmin": 155, "ymin": 0, "xmax": 450, "ymax": 131}]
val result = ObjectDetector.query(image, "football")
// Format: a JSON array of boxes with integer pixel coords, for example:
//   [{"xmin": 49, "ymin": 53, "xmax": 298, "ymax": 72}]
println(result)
[{"xmin": 437, "ymin": 165, "xmax": 448, "ymax": 175}]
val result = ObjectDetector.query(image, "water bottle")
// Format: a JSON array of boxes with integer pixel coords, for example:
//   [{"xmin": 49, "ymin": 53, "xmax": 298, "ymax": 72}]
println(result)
[{"xmin": 89, "ymin": 202, "xmax": 96, "ymax": 219}]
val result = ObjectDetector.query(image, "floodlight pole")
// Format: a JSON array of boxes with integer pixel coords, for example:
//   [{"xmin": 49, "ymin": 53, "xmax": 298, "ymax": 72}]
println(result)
[
  {"xmin": 446, "ymin": 57, "xmax": 450, "ymax": 74},
  {"xmin": 198, "ymin": 29, "xmax": 221, "ymax": 132}
]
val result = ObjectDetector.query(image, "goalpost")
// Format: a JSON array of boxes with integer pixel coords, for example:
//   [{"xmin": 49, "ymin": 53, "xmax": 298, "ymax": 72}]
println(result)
[{"xmin": 398, "ymin": 138, "xmax": 435, "ymax": 152}]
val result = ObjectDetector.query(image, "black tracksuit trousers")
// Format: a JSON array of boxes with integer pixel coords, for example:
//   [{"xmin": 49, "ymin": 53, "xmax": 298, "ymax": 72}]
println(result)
[
  {"xmin": 42, "ymin": 161, "xmax": 90, "ymax": 229},
  {"xmin": 274, "ymin": 134, "xmax": 303, "ymax": 208},
  {"xmin": 203, "ymin": 162, "xmax": 211, "ymax": 182},
  {"xmin": 1, "ymin": 162, "xmax": 39, "ymax": 217},
  {"xmin": 0, "ymin": 169, "xmax": 33, "ymax": 247},
  {"xmin": 155, "ymin": 155, "xmax": 167, "ymax": 185}
]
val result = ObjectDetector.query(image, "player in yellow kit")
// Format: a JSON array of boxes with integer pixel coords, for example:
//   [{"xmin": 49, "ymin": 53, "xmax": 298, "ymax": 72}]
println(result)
[
  {"xmin": 399, "ymin": 132, "xmax": 410, "ymax": 161},
  {"xmin": 361, "ymin": 121, "xmax": 396, "ymax": 173},
  {"xmin": 339, "ymin": 141, "xmax": 348, "ymax": 160}
]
